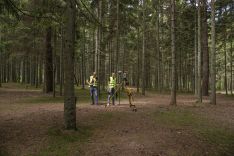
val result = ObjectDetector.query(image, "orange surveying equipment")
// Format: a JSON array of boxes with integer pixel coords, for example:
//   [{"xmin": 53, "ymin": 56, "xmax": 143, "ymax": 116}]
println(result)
[
  {"xmin": 125, "ymin": 82, "xmax": 137, "ymax": 112},
  {"xmin": 105, "ymin": 71, "xmax": 137, "ymax": 112}
]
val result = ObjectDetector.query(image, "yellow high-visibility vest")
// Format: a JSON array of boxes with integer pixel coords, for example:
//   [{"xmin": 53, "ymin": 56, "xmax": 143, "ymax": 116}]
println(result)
[{"xmin": 109, "ymin": 77, "xmax": 116, "ymax": 88}]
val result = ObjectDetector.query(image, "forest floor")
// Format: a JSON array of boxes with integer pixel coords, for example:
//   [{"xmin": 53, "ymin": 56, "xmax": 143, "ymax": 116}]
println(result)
[{"xmin": 0, "ymin": 83, "xmax": 234, "ymax": 156}]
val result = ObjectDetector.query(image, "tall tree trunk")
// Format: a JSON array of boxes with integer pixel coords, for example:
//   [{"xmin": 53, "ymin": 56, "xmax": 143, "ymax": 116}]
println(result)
[
  {"xmin": 116, "ymin": 0, "xmax": 120, "ymax": 73},
  {"xmin": 108, "ymin": 41, "xmax": 111, "ymax": 75},
  {"xmin": 122, "ymin": 39, "xmax": 126, "ymax": 73},
  {"xmin": 224, "ymin": 29, "xmax": 228, "ymax": 95},
  {"xmin": 92, "ymin": 30, "xmax": 95, "ymax": 72},
  {"xmin": 44, "ymin": 26, "xmax": 53, "ymax": 93},
  {"xmin": 170, "ymin": 0, "xmax": 176, "ymax": 105},
  {"xmin": 29, "ymin": 56, "xmax": 32, "ymax": 85},
  {"xmin": 31, "ymin": 28, "xmax": 36, "ymax": 86},
  {"xmin": 26, "ymin": 58, "xmax": 29, "ymax": 83},
  {"xmin": 0, "ymin": 31, "xmax": 2, "ymax": 87},
  {"xmin": 60, "ymin": 25, "xmax": 64, "ymax": 96},
  {"xmin": 53, "ymin": 28, "xmax": 57, "ymax": 98},
  {"xmin": 98, "ymin": 0, "xmax": 102, "ymax": 96},
  {"xmin": 210, "ymin": 0, "xmax": 216, "ymax": 104},
  {"xmin": 137, "ymin": 27, "xmax": 140, "ymax": 93},
  {"xmin": 142, "ymin": 0, "xmax": 146, "ymax": 95},
  {"xmin": 201, "ymin": 0, "xmax": 209, "ymax": 96},
  {"xmin": 108, "ymin": 41, "xmax": 110, "ymax": 75},
  {"xmin": 197, "ymin": 0, "xmax": 202, "ymax": 103},
  {"xmin": 231, "ymin": 37, "xmax": 233, "ymax": 95},
  {"xmin": 179, "ymin": 49, "xmax": 182, "ymax": 91},
  {"xmin": 24, "ymin": 59, "xmax": 27, "ymax": 83},
  {"xmin": 35, "ymin": 55, "xmax": 38, "ymax": 88},
  {"xmin": 95, "ymin": 27, "xmax": 98, "ymax": 73},
  {"xmin": 194, "ymin": 2, "xmax": 198, "ymax": 95},
  {"xmin": 81, "ymin": 27, "xmax": 85, "ymax": 89},
  {"xmin": 137, "ymin": 1, "xmax": 140, "ymax": 93},
  {"xmin": 159, "ymin": 3, "xmax": 164, "ymax": 92},
  {"xmin": 155, "ymin": 0, "xmax": 160, "ymax": 90},
  {"xmin": 10, "ymin": 58, "xmax": 12, "ymax": 82},
  {"xmin": 38, "ymin": 55, "xmax": 42, "ymax": 85},
  {"xmin": 64, "ymin": 0, "xmax": 76, "ymax": 130}
]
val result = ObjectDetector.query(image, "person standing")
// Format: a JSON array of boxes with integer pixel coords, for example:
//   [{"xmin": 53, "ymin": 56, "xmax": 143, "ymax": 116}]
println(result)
[
  {"xmin": 107, "ymin": 73, "xmax": 117, "ymax": 106},
  {"xmin": 86, "ymin": 72, "xmax": 98, "ymax": 105}
]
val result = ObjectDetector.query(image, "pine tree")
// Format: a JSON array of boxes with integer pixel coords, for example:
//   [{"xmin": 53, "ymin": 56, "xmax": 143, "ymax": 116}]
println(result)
[
  {"xmin": 210, "ymin": 0, "xmax": 216, "ymax": 105},
  {"xmin": 197, "ymin": 0, "xmax": 202, "ymax": 103},
  {"xmin": 170, "ymin": 0, "xmax": 176, "ymax": 105},
  {"xmin": 64, "ymin": 0, "xmax": 76, "ymax": 130}
]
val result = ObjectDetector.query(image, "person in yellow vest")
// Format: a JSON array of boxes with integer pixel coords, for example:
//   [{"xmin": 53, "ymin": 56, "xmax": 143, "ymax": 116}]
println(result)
[
  {"xmin": 86, "ymin": 72, "xmax": 98, "ymax": 105},
  {"xmin": 107, "ymin": 73, "xmax": 117, "ymax": 106}
]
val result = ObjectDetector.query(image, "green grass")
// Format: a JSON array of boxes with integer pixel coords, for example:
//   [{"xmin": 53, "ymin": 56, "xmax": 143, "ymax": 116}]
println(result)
[
  {"xmin": 36, "ymin": 112, "xmax": 115, "ymax": 156},
  {"xmin": 19, "ymin": 86, "xmax": 127, "ymax": 104},
  {"xmin": 2, "ymin": 83, "xmax": 127, "ymax": 105},
  {"xmin": 75, "ymin": 86, "xmax": 127, "ymax": 101},
  {"xmin": 36, "ymin": 125, "xmax": 92, "ymax": 156},
  {"xmin": 1, "ymin": 82, "xmax": 42, "ymax": 90},
  {"xmin": 154, "ymin": 108, "xmax": 234, "ymax": 156},
  {"xmin": 147, "ymin": 88, "xmax": 194, "ymax": 95}
]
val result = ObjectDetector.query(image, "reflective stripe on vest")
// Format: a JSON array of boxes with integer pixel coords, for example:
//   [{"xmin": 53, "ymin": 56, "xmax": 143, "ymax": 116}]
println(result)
[
  {"xmin": 93, "ymin": 78, "xmax": 98, "ymax": 87},
  {"xmin": 109, "ymin": 77, "xmax": 116, "ymax": 88}
]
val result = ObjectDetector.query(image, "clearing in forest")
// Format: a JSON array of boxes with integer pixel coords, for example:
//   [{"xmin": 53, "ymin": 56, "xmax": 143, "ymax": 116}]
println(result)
[{"xmin": 0, "ymin": 84, "xmax": 234, "ymax": 156}]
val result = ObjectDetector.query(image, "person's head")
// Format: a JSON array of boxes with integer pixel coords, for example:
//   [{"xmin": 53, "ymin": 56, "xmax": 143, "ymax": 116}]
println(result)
[
  {"xmin": 112, "ymin": 73, "xmax": 115, "ymax": 78},
  {"xmin": 93, "ymin": 72, "xmax": 96, "ymax": 77}
]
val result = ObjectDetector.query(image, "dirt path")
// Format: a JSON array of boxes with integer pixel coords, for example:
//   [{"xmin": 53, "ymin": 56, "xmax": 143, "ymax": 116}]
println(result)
[{"xmin": 0, "ymin": 88, "xmax": 234, "ymax": 156}]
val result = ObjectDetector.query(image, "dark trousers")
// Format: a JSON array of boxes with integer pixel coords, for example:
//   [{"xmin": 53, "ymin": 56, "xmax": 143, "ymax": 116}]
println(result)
[
  {"xmin": 108, "ymin": 88, "xmax": 115, "ymax": 105},
  {"xmin": 90, "ymin": 86, "xmax": 98, "ymax": 105}
]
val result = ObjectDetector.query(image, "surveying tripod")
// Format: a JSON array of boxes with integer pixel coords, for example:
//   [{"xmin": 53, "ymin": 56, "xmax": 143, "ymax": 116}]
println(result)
[{"xmin": 105, "ymin": 71, "xmax": 137, "ymax": 112}]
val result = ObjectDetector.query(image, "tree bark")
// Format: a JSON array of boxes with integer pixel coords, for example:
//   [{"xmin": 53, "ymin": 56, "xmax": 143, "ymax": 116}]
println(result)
[
  {"xmin": 137, "ymin": 0, "xmax": 140, "ymax": 93},
  {"xmin": 142, "ymin": 0, "xmax": 146, "ymax": 95},
  {"xmin": 35, "ymin": 55, "xmax": 39, "ymax": 88},
  {"xmin": 98, "ymin": 0, "xmax": 102, "ymax": 95},
  {"xmin": 197, "ymin": 0, "xmax": 202, "ymax": 103},
  {"xmin": 95, "ymin": 26, "xmax": 98, "ymax": 73},
  {"xmin": 210, "ymin": 0, "xmax": 216, "ymax": 104},
  {"xmin": 92, "ymin": 30, "xmax": 95, "ymax": 72},
  {"xmin": 231, "ymin": 37, "xmax": 233, "ymax": 95},
  {"xmin": 155, "ymin": 0, "xmax": 160, "ymax": 90},
  {"xmin": 159, "ymin": 4, "xmax": 164, "ymax": 92},
  {"xmin": 224, "ymin": 29, "xmax": 228, "ymax": 95},
  {"xmin": 44, "ymin": 26, "xmax": 53, "ymax": 93},
  {"xmin": 116, "ymin": 0, "xmax": 120, "ymax": 73},
  {"xmin": 108, "ymin": 41, "xmax": 111, "ymax": 75},
  {"xmin": 194, "ymin": 2, "xmax": 198, "ymax": 95},
  {"xmin": 53, "ymin": 28, "xmax": 57, "ymax": 98},
  {"xmin": 137, "ymin": 27, "xmax": 140, "ymax": 93},
  {"xmin": 38, "ymin": 55, "xmax": 42, "ymax": 85},
  {"xmin": 201, "ymin": 0, "xmax": 209, "ymax": 96},
  {"xmin": 170, "ymin": 0, "xmax": 176, "ymax": 105},
  {"xmin": 0, "ymin": 31, "xmax": 2, "ymax": 87},
  {"xmin": 60, "ymin": 25, "xmax": 64, "ymax": 96},
  {"xmin": 64, "ymin": 0, "xmax": 76, "ymax": 130},
  {"xmin": 81, "ymin": 27, "xmax": 85, "ymax": 89}
]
